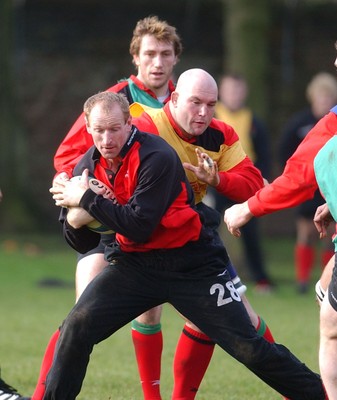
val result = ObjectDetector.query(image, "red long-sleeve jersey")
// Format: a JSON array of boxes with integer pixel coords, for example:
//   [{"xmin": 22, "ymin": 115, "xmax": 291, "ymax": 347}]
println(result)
[
  {"xmin": 65, "ymin": 128, "xmax": 202, "ymax": 253},
  {"xmin": 248, "ymin": 106, "xmax": 337, "ymax": 216}
]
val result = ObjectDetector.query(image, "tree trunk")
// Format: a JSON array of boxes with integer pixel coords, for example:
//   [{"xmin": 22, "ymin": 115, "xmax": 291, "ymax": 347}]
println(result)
[{"xmin": 221, "ymin": 0, "xmax": 272, "ymax": 118}]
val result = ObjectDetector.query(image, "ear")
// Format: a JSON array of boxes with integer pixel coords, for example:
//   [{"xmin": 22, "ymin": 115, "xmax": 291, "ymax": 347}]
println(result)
[
  {"xmin": 133, "ymin": 54, "xmax": 140, "ymax": 67},
  {"xmin": 126, "ymin": 115, "xmax": 133, "ymax": 127},
  {"xmin": 171, "ymin": 91, "xmax": 178, "ymax": 106},
  {"xmin": 85, "ymin": 116, "xmax": 92, "ymax": 135}
]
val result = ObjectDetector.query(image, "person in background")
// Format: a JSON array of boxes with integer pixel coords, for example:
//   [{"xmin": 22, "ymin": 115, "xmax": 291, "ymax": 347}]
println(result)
[
  {"xmin": 208, "ymin": 72, "xmax": 273, "ymax": 292},
  {"xmin": 279, "ymin": 72, "xmax": 337, "ymax": 294},
  {"xmin": 312, "ymin": 135, "xmax": 337, "ymax": 399}
]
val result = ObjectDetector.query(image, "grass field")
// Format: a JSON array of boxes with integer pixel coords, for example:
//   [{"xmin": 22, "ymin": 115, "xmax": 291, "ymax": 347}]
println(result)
[{"xmin": 0, "ymin": 232, "xmax": 325, "ymax": 399}]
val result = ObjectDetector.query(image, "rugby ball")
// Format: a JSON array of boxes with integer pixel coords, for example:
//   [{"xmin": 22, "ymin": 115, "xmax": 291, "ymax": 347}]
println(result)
[
  {"xmin": 70, "ymin": 176, "xmax": 116, "ymax": 234},
  {"xmin": 203, "ymin": 156, "xmax": 214, "ymax": 173}
]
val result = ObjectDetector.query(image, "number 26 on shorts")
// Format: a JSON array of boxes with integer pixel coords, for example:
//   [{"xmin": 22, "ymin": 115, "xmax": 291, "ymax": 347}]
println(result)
[{"xmin": 210, "ymin": 281, "xmax": 241, "ymax": 306}]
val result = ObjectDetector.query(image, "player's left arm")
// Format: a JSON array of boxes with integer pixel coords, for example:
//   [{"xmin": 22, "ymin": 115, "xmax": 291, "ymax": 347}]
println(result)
[
  {"xmin": 209, "ymin": 120, "xmax": 264, "ymax": 202},
  {"xmin": 79, "ymin": 147, "xmax": 182, "ymax": 243}
]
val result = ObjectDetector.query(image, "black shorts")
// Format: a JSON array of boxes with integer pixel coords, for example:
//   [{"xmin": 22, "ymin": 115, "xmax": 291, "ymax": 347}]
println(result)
[
  {"xmin": 297, "ymin": 189, "xmax": 325, "ymax": 219},
  {"xmin": 76, "ymin": 233, "xmax": 115, "ymax": 262},
  {"xmin": 75, "ymin": 228, "xmax": 243, "ymax": 285}
]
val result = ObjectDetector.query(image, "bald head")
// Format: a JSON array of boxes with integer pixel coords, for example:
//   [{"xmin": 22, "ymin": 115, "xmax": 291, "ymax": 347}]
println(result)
[
  {"xmin": 175, "ymin": 68, "xmax": 218, "ymax": 97},
  {"xmin": 170, "ymin": 69, "xmax": 218, "ymax": 139}
]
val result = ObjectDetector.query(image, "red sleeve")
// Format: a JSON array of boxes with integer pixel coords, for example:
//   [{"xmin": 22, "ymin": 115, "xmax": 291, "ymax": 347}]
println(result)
[
  {"xmin": 248, "ymin": 111, "xmax": 337, "ymax": 216},
  {"xmin": 53, "ymin": 113, "xmax": 94, "ymax": 178},
  {"xmin": 53, "ymin": 82, "xmax": 129, "ymax": 178},
  {"xmin": 210, "ymin": 118, "xmax": 264, "ymax": 202},
  {"xmin": 217, "ymin": 156, "xmax": 264, "ymax": 203}
]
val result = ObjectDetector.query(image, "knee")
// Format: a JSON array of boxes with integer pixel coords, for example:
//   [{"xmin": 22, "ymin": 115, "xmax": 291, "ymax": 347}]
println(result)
[
  {"xmin": 320, "ymin": 303, "xmax": 337, "ymax": 340},
  {"xmin": 185, "ymin": 320, "xmax": 203, "ymax": 333},
  {"xmin": 135, "ymin": 305, "xmax": 162, "ymax": 325},
  {"xmin": 61, "ymin": 309, "xmax": 91, "ymax": 342},
  {"xmin": 320, "ymin": 320, "xmax": 337, "ymax": 341}
]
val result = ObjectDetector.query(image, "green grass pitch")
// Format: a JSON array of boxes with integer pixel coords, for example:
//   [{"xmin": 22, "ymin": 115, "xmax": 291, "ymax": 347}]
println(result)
[{"xmin": 0, "ymin": 232, "xmax": 323, "ymax": 399}]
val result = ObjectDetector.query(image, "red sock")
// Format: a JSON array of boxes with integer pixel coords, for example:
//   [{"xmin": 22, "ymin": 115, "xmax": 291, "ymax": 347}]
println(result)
[
  {"xmin": 321, "ymin": 250, "xmax": 334, "ymax": 270},
  {"xmin": 295, "ymin": 244, "xmax": 315, "ymax": 283},
  {"xmin": 131, "ymin": 324, "xmax": 162, "ymax": 400},
  {"xmin": 32, "ymin": 329, "xmax": 60, "ymax": 400},
  {"xmin": 172, "ymin": 324, "xmax": 215, "ymax": 400},
  {"xmin": 256, "ymin": 316, "xmax": 275, "ymax": 343}
]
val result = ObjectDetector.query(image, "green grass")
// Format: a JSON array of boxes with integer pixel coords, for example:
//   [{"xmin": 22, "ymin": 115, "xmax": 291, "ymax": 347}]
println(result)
[{"xmin": 0, "ymin": 233, "xmax": 324, "ymax": 399}]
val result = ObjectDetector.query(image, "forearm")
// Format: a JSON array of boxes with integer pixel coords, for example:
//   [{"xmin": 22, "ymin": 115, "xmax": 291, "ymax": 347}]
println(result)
[
  {"xmin": 248, "ymin": 173, "xmax": 317, "ymax": 217},
  {"xmin": 63, "ymin": 219, "xmax": 100, "ymax": 254}
]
